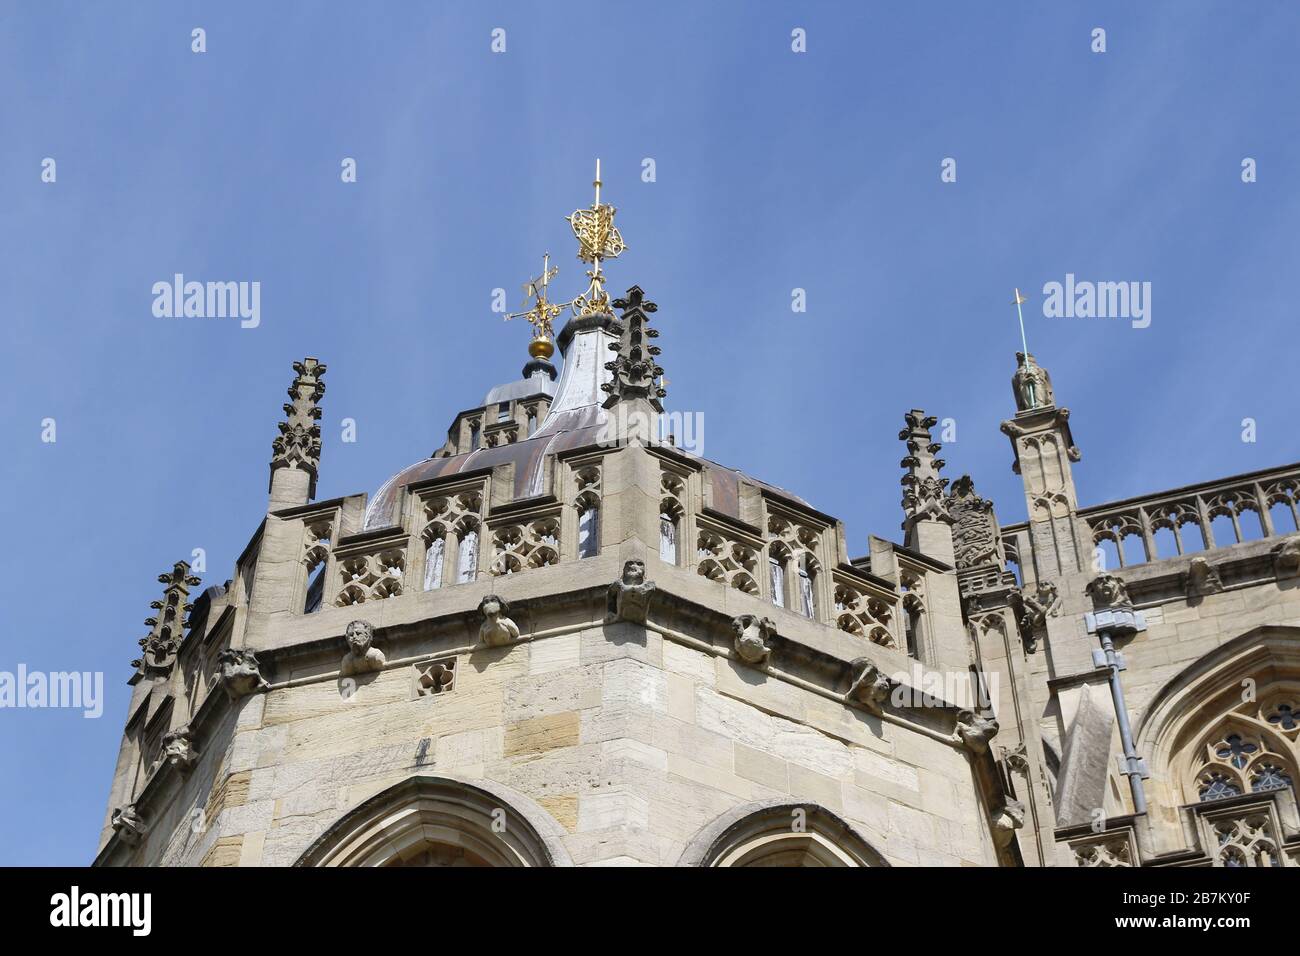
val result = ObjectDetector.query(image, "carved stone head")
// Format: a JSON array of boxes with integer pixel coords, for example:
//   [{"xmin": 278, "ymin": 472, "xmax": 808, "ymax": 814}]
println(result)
[
  {"xmin": 345, "ymin": 620, "xmax": 374, "ymax": 656},
  {"xmin": 956, "ymin": 709, "xmax": 999, "ymax": 753},
  {"xmin": 731, "ymin": 614, "xmax": 774, "ymax": 665},
  {"xmin": 111, "ymin": 804, "xmax": 147, "ymax": 846},
  {"xmin": 992, "ymin": 799, "xmax": 1026, "ymax": 848},
  {"xmin": 216, "ymin": 647, "xmax": 268, "ymax": 700},
  {"xmin": 161, "ymin": 725, "xmax": 198, "ymax": 772},
  {"xmin": 621, "ymin": 559, "xmax": 646, "ymax": 586},
  {"xmin": 477, "ymin": 594, "xmax": 519, "ymax": 647},
  {"xmin": 479, "ymin": 594, "xmax": 508, "ymax": 621},
  {"xmin": 1086, "ymin": 573, "xmax": 1131, "ymax": 609},
  {"xmin": 1274, "ymin": 537, "xmax": 1300, "ymax": 576},
  {"xmin": 846, "ymin": 657, "xmax": 892, "ymax": 712}
]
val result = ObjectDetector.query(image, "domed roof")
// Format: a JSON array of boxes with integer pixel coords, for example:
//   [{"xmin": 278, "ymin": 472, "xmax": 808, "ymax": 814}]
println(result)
[{"xmin": 362, "ymin": 312, "xmax": 810, "ymax": 531}]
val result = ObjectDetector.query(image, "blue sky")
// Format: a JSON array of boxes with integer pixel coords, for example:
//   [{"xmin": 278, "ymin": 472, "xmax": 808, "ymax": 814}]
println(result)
[{"xmin": 2, "ymin": 1, "xmax": 1297, "ymax": 865}]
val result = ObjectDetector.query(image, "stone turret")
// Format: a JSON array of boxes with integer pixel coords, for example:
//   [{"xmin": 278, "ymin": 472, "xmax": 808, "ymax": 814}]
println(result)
[
  {"xmin": 269, "ymin": 357, "xmax": 326, "ymax": 510},
  {"xmin": 999, "ymin": 352, "xmax": 1088, "ymax": 578}
]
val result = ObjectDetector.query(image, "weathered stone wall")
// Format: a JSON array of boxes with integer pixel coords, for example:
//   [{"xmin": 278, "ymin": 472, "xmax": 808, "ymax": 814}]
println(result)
[{"xmin": 120, "ymin": 614, "xmax": 995, "ymax": 866}]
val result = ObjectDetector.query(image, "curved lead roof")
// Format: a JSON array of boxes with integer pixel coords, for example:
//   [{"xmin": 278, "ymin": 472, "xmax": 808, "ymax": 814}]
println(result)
[{"xmin": 362, "ymin": 316, "xmax": 809, "ymax": 531}]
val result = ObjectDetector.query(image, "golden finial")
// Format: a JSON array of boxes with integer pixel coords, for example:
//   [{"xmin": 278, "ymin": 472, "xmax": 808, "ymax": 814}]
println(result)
[
  {"xmin": 506, "ymin": 253, "xmax": 562, "ymax": 359},
  {"xmin": 565, "ymin": 159, "xmax": 626, "ymax": 316}
]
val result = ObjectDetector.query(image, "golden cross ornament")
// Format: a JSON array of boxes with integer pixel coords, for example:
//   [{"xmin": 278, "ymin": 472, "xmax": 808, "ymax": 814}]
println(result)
[{"xmin": 565, "ymin": 159, "xmax": 626, "ymax": 316}]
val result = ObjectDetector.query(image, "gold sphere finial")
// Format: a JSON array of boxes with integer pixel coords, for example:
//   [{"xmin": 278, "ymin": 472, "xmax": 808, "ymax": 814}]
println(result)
[{"xmin": 528, "ymin": 335, "xmax": 555, "ymax": 360}]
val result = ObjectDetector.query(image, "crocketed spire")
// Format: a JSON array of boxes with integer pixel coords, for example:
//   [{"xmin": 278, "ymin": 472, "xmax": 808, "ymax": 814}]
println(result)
[
  {"xmin": 899, "ymin": 409, "xmax": 951, "ymax": 532},
  {"xmin": 269, "ymin": 357, "xmax": 326, "ymax": 507},
  {"xmin": 131, "ymin": 561, "xmax": 200, "ymax": 683},
  {"xmin": 602, "ymin": 285, "xmax": 665, "ymax": 412}
]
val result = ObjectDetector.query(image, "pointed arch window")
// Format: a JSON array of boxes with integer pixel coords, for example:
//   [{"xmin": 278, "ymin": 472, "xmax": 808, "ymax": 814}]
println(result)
[
  {"xmin": 797, "ymin": 554, "xmax": 817, "ymax": 619},
  {"xmin": 659, "ymin": 513, "xmax": 678, "ymax": 564},
  {"xmin": 424, "ymin": 535, "xmax": 445, "ymax": 591},
  {"xmin": 904, "ymin": 603, "xmax": 922, "ymax": 658},
  {"xmin": 769, "ymin": 553, "xmax": 787, "ymax": 608},
  {"xmin": 305, "ymin": 560, "xmax": 326, "ymax": 613},
  {"xmin": 577, "ymin": 504, "xmax": 600, "ymax": 559},
  {"xmin": 456, "ymin": 529, "xmax": 479, "ymax": 583}
]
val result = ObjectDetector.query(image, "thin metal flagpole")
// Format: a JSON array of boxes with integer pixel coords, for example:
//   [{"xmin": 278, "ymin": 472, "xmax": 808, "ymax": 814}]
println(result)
[{"xmin": 1013, "ymin": 287, "xmax": 1030, "ymax": 359}]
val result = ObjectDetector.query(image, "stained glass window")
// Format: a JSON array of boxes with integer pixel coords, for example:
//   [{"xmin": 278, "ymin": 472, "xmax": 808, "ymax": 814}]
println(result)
[
  {"xmin": 1250, "ymin": 762, "xmax": 1292, "ymax": 793},
  {"xmin": 1198, "ymin": 771, "xmax": 1241, "ymax": 802},
  {"xmin": 1215, "ymin": 734, "xmax": 1258, "ymax": 769},
  {"xmin": 1266, "ymin": 703, "xmax": 1297, "ymax": 732}
]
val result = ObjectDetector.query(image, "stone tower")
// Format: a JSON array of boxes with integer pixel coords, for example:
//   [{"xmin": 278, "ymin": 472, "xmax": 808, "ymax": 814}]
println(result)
[{"xmin": 95, "ymin": 181, "xmax": 1300, "ymax": 868}]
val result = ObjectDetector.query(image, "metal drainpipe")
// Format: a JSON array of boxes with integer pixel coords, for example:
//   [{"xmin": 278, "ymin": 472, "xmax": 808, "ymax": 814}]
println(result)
[{"xmin": 1086, "ymin": 607, "xmax": 1150, "ymax": 816}]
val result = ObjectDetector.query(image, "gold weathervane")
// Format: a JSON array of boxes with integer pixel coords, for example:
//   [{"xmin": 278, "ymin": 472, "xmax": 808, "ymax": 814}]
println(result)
[
  {"xmin": 565, "ymin": 159, "xmax": 626, "ymax": 316},
  {"xmin": 506, "ymin": 253, "xmax": 563, "ymax": 360}
]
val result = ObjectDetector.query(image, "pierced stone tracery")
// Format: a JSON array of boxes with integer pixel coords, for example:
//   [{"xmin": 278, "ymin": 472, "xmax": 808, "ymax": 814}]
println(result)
[
  {"xmin": 336, "ymin": 549, "xmax": 406, "ymax": 607},
  {"xmin": 766, "ymin": 514, "xmax": 821, "ymax": 618},
  {"xmin": 491, "ymin": 517, "xmax": 560, "ymax": 575},
  {"xmin": 1190, "ymin": 711, "xmax": 1298, "ymax": 805},
  {"xmin": 1072, "ymin": 836, "xmax": 1132, "ymax": 868},
  {"xmin": 660, "ymin": 470, "xmax": 686, "ymax": 565},
  {"xmin": 302, "ymin": 517, "xmax": 332, "ymax": 613},
  {"xmin": 1084, "ymin": 465, "xmax": 1300, "ymax": 568},
  {"xmin": 1211, "ymin": 812, "xmax": 1283, "ymax": 868},
  {"xmin": 421, "ymin": 491, "xmax": 483, "ymax": 590},
  {"xmin": 832, "ymin": 579, "xmax": 895, "ymax": 648},
  {"xmin": 696, "ymin": 528, "xmax": 759, "ymax": 595},
  {"xmin": 1178, "ymin": 688, "xmax": 1299, "ymax": 866},
  {"xmin": 573, "ymin": 465, "xmax": 601, "ymax": 559}
]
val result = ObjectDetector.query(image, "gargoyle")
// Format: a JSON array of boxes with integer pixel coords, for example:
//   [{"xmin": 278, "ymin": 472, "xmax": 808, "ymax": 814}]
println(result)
[
  {"xmin": 1273, "ymin": 537, "xmax": 1300, "ymax": 578},
  {"xmin": 846, "ymin": 657, "xmax": 892, "ymax": 713},
  {"xmin": 731, "ymin": 614, "xmax": 775, "ymax": 666},
  {"xmin": 340, "ymin": 619, "xmax": 386, "ymax": 676},
  {"xmin": 111, "ymin": 804, "xmax": 147, "ymax": 847},
  {"xmin": 1086, "ymin": 573, "xmax": 1130, "ymax": 609},
  {"xmin": 607, "ymin": 559, "xmax": 656, "ymax": 624},
  {"xmin": 478, "ymin": 595, "xmax": 520, "ymax": 647},
  {"xmin": 216, "ymin": 648, "xmax": 269, "ymax": 700},
  {"xmin": 159, "ymin": 725, "xmax": 198, "ymax": 773},
  {"xmin": 956, "ymin": 709, "xmax": 999, "ymax": 754},
  {"xmin": 1185, "ymin": 556, "xmax": 1223, "ymax": 598},
  {"xmin": 992, "ymin": 799, "xmax": 1026, "ymax": 848}
]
